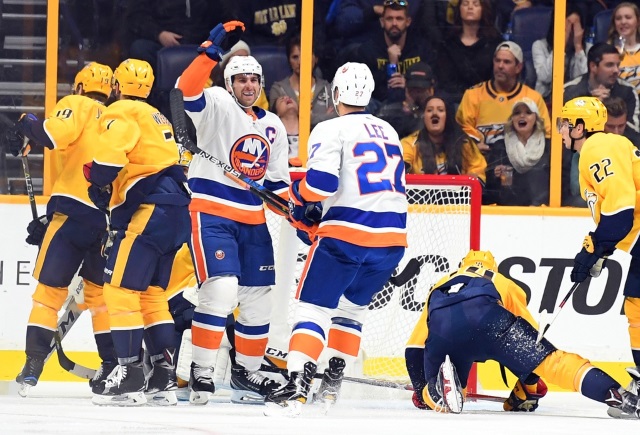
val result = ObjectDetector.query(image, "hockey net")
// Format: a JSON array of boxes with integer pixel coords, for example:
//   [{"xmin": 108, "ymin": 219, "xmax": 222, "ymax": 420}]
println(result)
[{"xmin": 266, "ymin": 174, "xmax": 482, "ymax": 393}]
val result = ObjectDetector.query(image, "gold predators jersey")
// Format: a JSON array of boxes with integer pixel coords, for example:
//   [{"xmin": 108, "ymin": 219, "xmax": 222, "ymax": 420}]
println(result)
[
  {"xmin": 455, "ymin": 81, "xmax": 551, "ymax": 146},
  {"xmin": 401, "ymin": 131, "xmax": 487, "ymax": 181},
  {"xmin": 93, "ymin": 99, "xmax": 180, "ymax": 210},
  {"xmin": 579, "ymin": 132, "xmax": 640, "ymax": 254},
  {"xmin": 43, "ymin": 94, "xmax": 106, "ymax": 226},
  {"xmin": 405, "ymin": 267, "xmax": 536, "ymax": 351}
]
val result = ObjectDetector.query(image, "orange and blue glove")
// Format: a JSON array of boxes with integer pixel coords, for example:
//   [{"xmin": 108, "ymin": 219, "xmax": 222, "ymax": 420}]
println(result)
[{"xmin": 198, "ymin": 21, "xmax": 245, "ymax": 61}]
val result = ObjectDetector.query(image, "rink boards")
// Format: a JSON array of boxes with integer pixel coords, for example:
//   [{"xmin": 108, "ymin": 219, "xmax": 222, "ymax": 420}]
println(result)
[{"xmin": 0, "ymin": 198, "xmax": 635, "ymax": 390}]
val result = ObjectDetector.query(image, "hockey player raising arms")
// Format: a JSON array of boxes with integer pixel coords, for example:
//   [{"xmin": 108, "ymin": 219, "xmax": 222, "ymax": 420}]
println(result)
[
  {"xmin": 176, "ymin": 21, "xmax": 290, "ymax": 404},
  {"xmin": 6, "ymin": 63, "xmax": 116, "ymax": 396},
  {"xmin": 85, "ymin": 59, "xmax": 191, "ymax": 406},
  {"xmin": 264, "ymin": 62, "xmax": 408, "ymax": 416},
  {"xmin": 405, "ymin": 250, "xmax": 640, "ymax": 418},
  {"xmin": 558, "ymin": 97, "xmax": 640, "ymax": 395}
]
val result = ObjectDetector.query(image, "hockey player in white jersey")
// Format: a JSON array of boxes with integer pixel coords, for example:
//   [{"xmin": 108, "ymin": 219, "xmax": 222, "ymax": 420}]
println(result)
[
  {"xmin": 264, "ymin": 62, "xmax": 408, "ymax": 416},
  {"xmin": 176, "ymin": 21, "xmax": 290, "ymax": 405}
]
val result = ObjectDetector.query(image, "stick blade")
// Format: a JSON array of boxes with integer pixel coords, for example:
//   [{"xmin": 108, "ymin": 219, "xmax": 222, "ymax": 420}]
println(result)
[{"xmin": 536, "ymin": 309, "xmax": 550, "ymax": 343}]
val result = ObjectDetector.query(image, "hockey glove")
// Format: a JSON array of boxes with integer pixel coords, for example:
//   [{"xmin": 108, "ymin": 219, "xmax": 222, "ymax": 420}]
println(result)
[
  {"xmin": 88, "ymin": 184, "xmax": 112, "ymax": 215},
  {"xmin": 504, "ymin": 378, "xmax": 548, "ymax": 412},
  {"xmin": 6, "ymin": 113, "xmax": 37, "ymax": 156},
  {"xmin": 571, "ymin": 232, "xmax": 606, "ymax": 283},
  {"xmin": 197, "ymin": 20, "xmax": 245, "ymax": 61},
  {"xmin": 25, "ymin": 214, "xmax": 49, "ymax": 246},
  {"xmin": 288, "ymin": 180, "xmax": 323, "ymax": 226},
  {"xmin": 100, "ymin": 229, "xmax": 116, "ymax": 258}
]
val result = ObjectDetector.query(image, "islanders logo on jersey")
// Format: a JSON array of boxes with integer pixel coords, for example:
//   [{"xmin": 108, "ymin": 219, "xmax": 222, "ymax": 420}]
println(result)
[{"xmin": 229, "ymin": 134, "xmax": 271, "ymax": 180}]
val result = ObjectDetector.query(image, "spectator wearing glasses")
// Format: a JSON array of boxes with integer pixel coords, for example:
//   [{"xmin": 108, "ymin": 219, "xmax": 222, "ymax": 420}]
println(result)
[{"xmin": 354, "ymin": 0, "xmax": 433, "ymax": 107}]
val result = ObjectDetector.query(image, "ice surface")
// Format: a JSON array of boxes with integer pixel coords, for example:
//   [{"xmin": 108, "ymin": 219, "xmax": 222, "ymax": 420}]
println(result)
[{"xmin": 0, "ymin": 382, "xmax": 637, "ymax": 435}]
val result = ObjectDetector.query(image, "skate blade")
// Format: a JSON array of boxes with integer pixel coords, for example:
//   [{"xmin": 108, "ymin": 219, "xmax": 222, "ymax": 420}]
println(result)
[
  {"xmin": 264, "ymin": 399, "xmax": 303, "ymax": 417},
  {"xmin": 145, "ymin": 391, "xmax": 178, "ymax": 406},
  {"xmin": 607, "ymin": 406, "xmax": 637, "ymax": 419},
  {"xmin": 441, "ymin": 356, "xmax": 463, "ymax": 414},
  {"xmin": 92, "ymin": 391, "xmax": 147, "ymax": 406},
  {"xmin": 230, "ymin": 390, "xmax": 265, "ymax": 405},
  {"xmin": 189, "ymin": 390, "xmax": 211, "ymax": 405},
  {"xmin": 17, "ymin": 383, "xmax": 32, "ymax": 398}
]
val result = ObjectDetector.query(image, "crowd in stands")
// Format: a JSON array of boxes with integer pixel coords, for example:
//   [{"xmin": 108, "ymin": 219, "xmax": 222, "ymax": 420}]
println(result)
[{"xmin": 65, "ymin": 0, "xmax": 640, "ymax": 207}]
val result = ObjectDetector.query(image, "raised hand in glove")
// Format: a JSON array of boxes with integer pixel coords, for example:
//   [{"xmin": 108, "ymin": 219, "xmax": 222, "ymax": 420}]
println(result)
[
  {"xmin": 504, "ymin": 377, "xmax": 547, "ymax": 412},
  {"xmin": 571, "ymin": 232, "xmax": 608, "ymax": 283},
  {"xmin": 289, "ymin": 180, "xmax": 323, "ymax": 244},
  {"xmin": 197, "ymin": 21, "xmax": 245, "ymax": 61},
  {"xmin": 25, "ymin": 214, "xmax": 49, "ymax": 246},
  {"xmin": 6, "ymin": 113, "xmax": 38, "ymax": 156}
]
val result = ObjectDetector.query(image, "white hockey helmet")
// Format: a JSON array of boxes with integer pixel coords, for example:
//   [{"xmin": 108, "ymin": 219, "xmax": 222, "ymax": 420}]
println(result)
[
  {"xmin": 224, "ymin": 55, "xmax": 264, "ymax": 91},
  {"xmin": 331, "ymin": 62, "xmax": 375, "ymax": 108}
]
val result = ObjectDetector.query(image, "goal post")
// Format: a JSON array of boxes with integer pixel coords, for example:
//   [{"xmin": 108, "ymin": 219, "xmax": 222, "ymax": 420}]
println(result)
[{"xmin": 266, "ymin": 174, "xmax": 482, "ymax": 393}]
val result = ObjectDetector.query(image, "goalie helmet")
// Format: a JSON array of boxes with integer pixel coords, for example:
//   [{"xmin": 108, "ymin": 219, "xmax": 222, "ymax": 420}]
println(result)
[
  {"xmin": 74, "ymin": 62, "xmax": 113, "ymax": 98},
  {"xmin": 459, "ymin": 250, "xmax": 498, "ymax": 272},
  {"xmin": 113, "ymin": 58, "xmax": 154, "ymax": 99},
  {"xmin": 331, "ymin": 62, "xmax": 374, "ymax": 108},
  {"xmin": 559, "ymin": 97, "xmax": 607, "ymax": 133},
  {"xmin": 224, "ymin": 55, "xmax": 264, "ymax": 90}
]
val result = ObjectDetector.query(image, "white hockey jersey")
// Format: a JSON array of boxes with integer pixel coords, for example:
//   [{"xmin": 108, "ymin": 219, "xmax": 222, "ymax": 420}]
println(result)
[
  {"xmin": 299, "ymin": 112, "xmax": 408, "ymax": 247},
  {"xmin": 183, "ymin": 86, "xmax": 290, "ymax": 224}
]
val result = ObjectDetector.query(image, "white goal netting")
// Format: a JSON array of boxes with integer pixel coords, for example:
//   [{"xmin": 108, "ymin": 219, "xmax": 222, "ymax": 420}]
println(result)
[{"xmin": 266, "ymin": 174, "xmax": 481, "ymax": 388}]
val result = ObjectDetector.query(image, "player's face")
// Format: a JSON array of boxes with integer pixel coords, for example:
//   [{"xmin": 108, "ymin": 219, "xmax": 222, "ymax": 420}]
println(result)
[
  {"xmin": 424, "ymin": 97, "xmax": 446, "ymax": 135},
  {"xmin": 614, "ymin": 6, "xmax": 639, "ymax": 40},
  {"xmin": 459, "ymin": 0, "xmax": 482, "ymax": 23},
  {"xmin": 381, "ymin": 9, "xmax": 411, "ymax": 41},
  {"xmin": 605, "ymin": 113, "xmax": 627, "ymax": 134},
  {"xmin": 231, "ymin": 74, "xmax": 261, "ymax": 107},
  {"xmin": 493, "ymin": 51, "xmax": 522, "ymax": 85},
  {"xmin": 511, "ymin": 104, "xmax": 536, "ymax": 137},
  {"xmin": 592, "ymin": 54, "xmax": 621, "ymax": 87}
]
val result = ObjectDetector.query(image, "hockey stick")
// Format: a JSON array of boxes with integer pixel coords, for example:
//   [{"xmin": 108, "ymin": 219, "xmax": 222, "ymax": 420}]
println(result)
[
  {"xmin": 53, "ymin": 276, "xmax": 97, "ymax": 379},
  {"xmin": 19, "ymin": 138, "xmax": 38, "ymax": 219},
  {"xmin": 259, "ymin": 362, "xmax": 506, "ymax": 403},
  {"xmin": 536, "ymin": 281, "xmax": 580, "ymax": 343},
  {"xmin": 169, "ymin": 87, "xmax": 289, "ymax": 216}
]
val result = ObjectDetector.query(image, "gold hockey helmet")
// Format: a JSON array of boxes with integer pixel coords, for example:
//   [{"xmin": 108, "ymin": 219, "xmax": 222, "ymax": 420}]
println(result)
[
  {"xmin": 74, "ymin": 62, "xmax": 113, "ymax": 98},
  {"xmin": 113, "ymin": 58, "xmax": 154, "ymax": 99},
  {"xmin": 458, "ymin": 250, "xmax": 498, "ymax": 272},
  {"xmin": 558, "ymin": 97, "xmax": 607, "ymax": 133}
]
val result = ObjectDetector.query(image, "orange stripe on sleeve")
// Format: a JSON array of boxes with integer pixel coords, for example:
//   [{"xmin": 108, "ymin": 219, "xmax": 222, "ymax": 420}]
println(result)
[
  {"xmin": 177, "ymin": 54, "xmax": 218, "ymax": 98},
  {"xmin": 300, "ymin": 179, "xmax": 329, "ymax": 202}
]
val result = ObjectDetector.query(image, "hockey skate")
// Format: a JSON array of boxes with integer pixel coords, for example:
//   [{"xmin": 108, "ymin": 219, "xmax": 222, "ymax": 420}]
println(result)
[
  {"xmin": 313, "ymin": 357, "xmax": 346, "ymax": 413},
  {"xmin": 625, "ymin": 366, "xmax": 640, "ymax": 394},
  {"xmin": 89, "ymin": 360, "xmax": 118, "ymax": 395},
  {"xmin": 264, "ymin": 361, "xmax": 317, "ymax": 417},
  {"xmin": 436, "ymin": 354, "xmax": 464, "ymax": 414},
  {"xmin": 15, "ymin": 355, "xmax": 45, "ymax": 397},
  {"xmin": 230, "ymin": 364, "xmax": 281, "ymax": 404},
  {"xmin": 605, "ymin": 386, "xmax": 640, "ymax": 419},
  {"xmin": 145, "ymin": 349, "xmax": 178, "ymax": 406},
  {"xmin": 91, "ymin": 361, "xmax": 147, "ymax": 406},
  {"xmin": 189, "ymin": 362, "xmax": 215, "ymax": 405}
]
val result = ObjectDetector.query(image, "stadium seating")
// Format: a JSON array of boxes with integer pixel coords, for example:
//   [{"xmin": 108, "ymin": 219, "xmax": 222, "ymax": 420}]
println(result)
[
  {"xmin": 250, "ymin": 45, "xmax": 290, "ymax": 96},
  {"xmin": 510, "ymin": 6, "xmax": 553, "ymax": 88},
  {"xmin": 154, "ymin": 45, "xmax": 199, "ymax": 120},
  {"xmin": 593, "ymin": 9, "xmax": 613, "ymax": 44}
]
